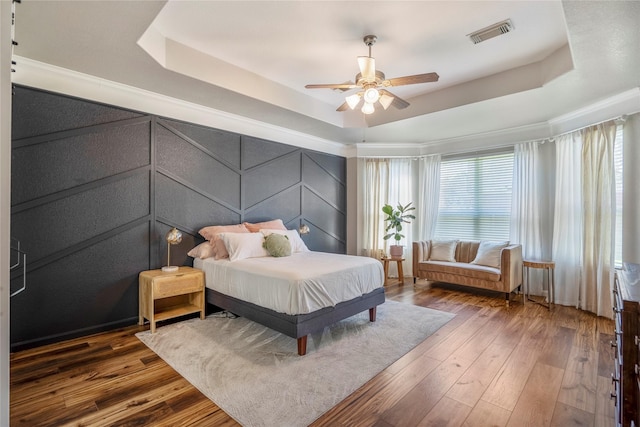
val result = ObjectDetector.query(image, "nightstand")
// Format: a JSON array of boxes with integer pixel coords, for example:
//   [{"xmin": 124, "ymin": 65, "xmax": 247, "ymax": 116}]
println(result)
[{"xmin": 138, "ymin": 266, "xmax": 205, "ymax": 333}]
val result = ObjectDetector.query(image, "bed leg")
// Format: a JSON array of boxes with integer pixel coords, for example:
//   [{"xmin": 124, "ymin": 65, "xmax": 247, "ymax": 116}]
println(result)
[
  {"xmin": 369, "ymin": 307, "xmax": 377, "ymax": 322},
  {"xmin": 297, "ymin": 336, "xmax": 307, "ymax": 356}
]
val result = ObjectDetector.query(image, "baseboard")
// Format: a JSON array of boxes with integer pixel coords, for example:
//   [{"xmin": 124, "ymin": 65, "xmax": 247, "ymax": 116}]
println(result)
[{"xmin": 10, "ymin": 317, "xmax": 139, "ymax": 353}]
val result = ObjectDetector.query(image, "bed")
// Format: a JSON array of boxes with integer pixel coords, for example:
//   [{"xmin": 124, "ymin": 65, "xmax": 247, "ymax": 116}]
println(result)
[{"xmin": 193, "ymin": 251, "xmax": 385, "ymax": 355}]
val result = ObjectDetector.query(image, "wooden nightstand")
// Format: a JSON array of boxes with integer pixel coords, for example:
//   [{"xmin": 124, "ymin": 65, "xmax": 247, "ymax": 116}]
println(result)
[{"xmin": 138, "ymin": 266, "xmax": 205, "ymax": 333}]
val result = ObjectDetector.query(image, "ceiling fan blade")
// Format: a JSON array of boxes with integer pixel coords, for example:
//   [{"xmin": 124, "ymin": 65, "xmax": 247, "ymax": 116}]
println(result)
[
  {"xmin": 384, "ymin": 72, "xmax": 439, "ymax": 87},
  {"xmin": 336, "ymin": 101, "xmax": 350, "ymax": 112},
  {"xmin": 305, "ymin": 83, "xmax": 359, "ymax": 90},
  {"xmin": 357, "ymin": 56, "xmax": 376, "ymax": 81},
  {"xmin": 379, "ymin": 89, "xmax": 410, "ymax": 109}
]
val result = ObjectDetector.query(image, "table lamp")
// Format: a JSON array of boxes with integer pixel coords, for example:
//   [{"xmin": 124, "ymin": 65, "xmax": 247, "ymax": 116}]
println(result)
[{"xmin": 162, "ymin": 227, "xmax": 183, "ymax": 272}]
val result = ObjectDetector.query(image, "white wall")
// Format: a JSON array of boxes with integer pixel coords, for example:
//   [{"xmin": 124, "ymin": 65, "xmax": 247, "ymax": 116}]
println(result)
[{"xmin": 1, "ymin": 1, "xmax": 12, "ymax": 424}]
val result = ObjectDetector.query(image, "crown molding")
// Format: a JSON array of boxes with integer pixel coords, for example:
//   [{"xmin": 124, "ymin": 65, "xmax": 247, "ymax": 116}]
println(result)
[
  {"xmin": 11, "ymin": 57, "xmax": 640, "ymax": 159},
  {"xmin": 356, "ymin": 88, "xmax": 640, "ymax": 157},
  {"xmin": 11, "ymin": 56, "xmax": 348, "ymax": 157},
  {"xmin": 548, "ymin": 87, "xmax": 640, "ymax": 135}
]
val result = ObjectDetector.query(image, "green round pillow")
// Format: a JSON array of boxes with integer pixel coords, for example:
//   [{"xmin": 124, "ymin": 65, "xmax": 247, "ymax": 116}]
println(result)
[{"xmin": 263, "ymin": 233, "xmax": 292, "ymax": 257}]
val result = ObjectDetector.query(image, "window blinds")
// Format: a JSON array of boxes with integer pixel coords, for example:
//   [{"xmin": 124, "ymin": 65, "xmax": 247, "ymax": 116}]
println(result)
[{"xmin": 434, "ymin": 151, "xmax": 514, "ymax": 241}]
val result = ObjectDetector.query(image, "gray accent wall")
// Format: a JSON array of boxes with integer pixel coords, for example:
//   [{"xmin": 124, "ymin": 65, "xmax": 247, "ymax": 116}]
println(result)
[{"xmin": 10, "ymin": 85, "xmax": 346, "ymax": 350}]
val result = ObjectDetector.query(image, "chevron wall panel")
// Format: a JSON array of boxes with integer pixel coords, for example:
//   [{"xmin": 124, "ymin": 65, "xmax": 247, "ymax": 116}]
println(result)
[{"xmin": 9, "ymin": 86, "xmax": 346, "ymax": 350}]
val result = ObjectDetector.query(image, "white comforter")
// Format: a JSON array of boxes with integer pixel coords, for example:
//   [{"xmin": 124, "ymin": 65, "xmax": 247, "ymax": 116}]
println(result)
[{"xmin": 194, "ymin": 252, "xmax": 384, "ymax": 315}]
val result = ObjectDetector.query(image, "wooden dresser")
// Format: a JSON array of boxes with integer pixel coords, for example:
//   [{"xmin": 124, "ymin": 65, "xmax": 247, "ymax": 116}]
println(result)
[{"xmin": 613, "ymin": 262, "xmax": 640, "ymax": 427}]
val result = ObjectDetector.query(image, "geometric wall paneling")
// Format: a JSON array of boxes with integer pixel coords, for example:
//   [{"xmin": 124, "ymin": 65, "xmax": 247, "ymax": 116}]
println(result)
[
  {"xmin": 10, "ymin": 222, "xmax": 150, "ymax": 350},
  {"xmin": 243, "ymin": 151, "xmax": 302, "ymax": 208},
  {"xmin": 155, "ymin": 173, "xmax": 241, "ymax": 235},
  {"xmin": 11, "ymin": 85, "xmax": 144, "ymax": 140},
  {"xmin": 301, "ymin": 221, "xmax": 345, "ymax": 255},
  {"xmin": 11, "ymin": 117, "xmax": 151, "ymax": 205},
  {"xmin": 243, "ymin": 185, "xmax": 302, "ymax": 224},
  {"xmin": 242, "ymin": 135, "xmax": 299, "ymax": 169},
  {"xmin": 302, "ymin": 153, "xmax": 345, "ymax": 209},
  {"xmin": 158, "ymin": 118, "xmax": 241, "ymax": 169},
  {"xmin": 302, "ymin": 186, "xmax": 345, "ymax": 250},
  {"xmin": 11, "ymin": 171, "xmax": 150, "ymax": 265},
  {"xmin": 305, "ymin": 150, "xmax": 346, "ymax": 184},
  {"xmin": 10, "ymin": 86, "xmax": 347, "ymax": 350},
  {"xmin": 156, "ymin": 124, "xmax": 241, "ymax": 208}
]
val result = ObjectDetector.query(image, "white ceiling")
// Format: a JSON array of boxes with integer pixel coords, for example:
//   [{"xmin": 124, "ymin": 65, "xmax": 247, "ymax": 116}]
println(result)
[{"xmin": 11, "ymin": 1, "xmax": 640, "ymax": 147}]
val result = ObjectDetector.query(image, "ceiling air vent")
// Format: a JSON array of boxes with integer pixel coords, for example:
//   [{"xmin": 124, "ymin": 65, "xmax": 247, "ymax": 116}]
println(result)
[{"xmin": 467, "ymin": 19, "xmax": 514, "ymax": 44}]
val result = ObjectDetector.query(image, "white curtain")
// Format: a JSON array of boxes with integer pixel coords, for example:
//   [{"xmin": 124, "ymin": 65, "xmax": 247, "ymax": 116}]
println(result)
[
  {"xmin": 361, "ymin": 158, "xmax": 413, "ymax": 278},
  {"xmin": 418, "ymin": 155, "xmax": 441, "ymax": 240},
  {"xmin": 361, "ymin": 159, "xmax": 389, "ymax": 259},
  {"xmin": 510, "ymin": 141, "xmax": 544, "ymax": 295},
  {"xmin": 581, "ymin": 122, "xmax": 616, "ymax": 317},
  {"xmin": 552, "ymin": 121, "xmax": 616, "ymax": 317},
  {"xmin": 387, "ymin": 158, "xmax": 413, "ymax": 277}
]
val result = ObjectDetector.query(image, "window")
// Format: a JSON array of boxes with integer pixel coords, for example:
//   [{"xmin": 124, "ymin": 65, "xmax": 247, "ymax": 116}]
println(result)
[
  {"xmin": 434, "ymin": 151, "xmax": 514, "ymax": 241},
  {"xmin": 614, "ymin": 124, "xmax": 624, "ymax": 267}
]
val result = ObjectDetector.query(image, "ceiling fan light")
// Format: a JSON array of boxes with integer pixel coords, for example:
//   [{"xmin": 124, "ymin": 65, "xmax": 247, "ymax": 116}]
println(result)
[
  {"xmin": 345, "ymin": 93, "xmax": 361, "ymax": 110},
  {"xmin": 379, "ymin": 93, "xmax": 394, "ymax": 110},
  {"xmin": 357, "ymin": 56, "xmax": 376, "ymax": 81},
  {"xmin": 363, "ymin": 87, "xmax": 380, "ymax": 104},
  {"xmin": 361, "ymin": 102, "xmax": 375, "ymax": 115}
]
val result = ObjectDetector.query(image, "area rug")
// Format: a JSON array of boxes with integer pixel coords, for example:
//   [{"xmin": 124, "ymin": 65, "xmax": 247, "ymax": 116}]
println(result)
[{"xmin": 136, "ymin": 300, "xmax": 455, "ymax": 427}]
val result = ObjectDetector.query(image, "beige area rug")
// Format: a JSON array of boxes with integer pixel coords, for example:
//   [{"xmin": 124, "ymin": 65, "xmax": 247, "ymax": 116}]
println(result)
[{"xmin": 136, "ymin": 300, "xmax": 455, "ymax": 427}]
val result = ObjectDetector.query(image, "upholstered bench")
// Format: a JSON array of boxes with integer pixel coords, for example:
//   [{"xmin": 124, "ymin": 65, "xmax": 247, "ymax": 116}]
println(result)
[{"xmin": 412, "ymin": 240, "xmax": 523, "ymax": 306}]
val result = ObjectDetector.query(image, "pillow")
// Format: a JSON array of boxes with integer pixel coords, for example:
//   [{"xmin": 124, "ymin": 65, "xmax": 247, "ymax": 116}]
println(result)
[
  {"xmin": 263, "ymin": 233, "xmax": 292, "ymax": 257},
  {"xmin": 198, "ymin": 224, "xmax": 250, "ymax": 259},
  {"xmin": 471, "ymin": 241, "xmax": 509, "ymax": 268},
  {"xmin": 220, "ymin": 232, "xmax": 269, "ymax": 261},
  {"xmin": 429, "ymin": 240, "xmax": 458, "ymax": 262},
  {"xmin": 260, "ymin": 229, "xmax": 310, "ymax": 253},
  {"xmin": 187, "ymin": 242, "xmax": 216, "ymax": 260},
  {"xmin": 243, "ymin": 219, "xmax": 286, "ymax": 233},
  {"xmin": 199, "ymin": 223, "xmax": 249, "ymax": 241}
]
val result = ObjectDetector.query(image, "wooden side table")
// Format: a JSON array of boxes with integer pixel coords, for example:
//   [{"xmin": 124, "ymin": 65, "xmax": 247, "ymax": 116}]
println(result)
[
  {"xmin": 523, "ymin": 259, "xmax": 555, "ymax": 309},
  {"xmin": 139, "ymin": 266, "xmax": 205, "ymax": 333},
  {"xmin": 381, "ymin": 257, "xmax": 405, "ymax": 285}
]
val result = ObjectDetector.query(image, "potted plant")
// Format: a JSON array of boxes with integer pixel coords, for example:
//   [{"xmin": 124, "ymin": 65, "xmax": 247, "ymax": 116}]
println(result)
[{"xmin": 382, "ymin": 202, "xmax": 415, "ymax": 257}]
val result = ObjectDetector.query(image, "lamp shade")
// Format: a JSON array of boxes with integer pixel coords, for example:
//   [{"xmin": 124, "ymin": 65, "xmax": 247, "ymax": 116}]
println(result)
[
  {"xmin": 363, "ymin": 87, "xmax": 380, "ymax": 104},
  {"xmin": 166, "ymin": 227, "xmax": 183, "ymax": 245},
  {"xmin": 379, "ymin": 93, "xmax": 394, "ymax": 110},
  {"xmin": 361, "ymin": 102, "xmax": 375, "ymax": 115},
  {"xmin": 345, "ymin": 93, "xmax": 362, "ymax": 110}
]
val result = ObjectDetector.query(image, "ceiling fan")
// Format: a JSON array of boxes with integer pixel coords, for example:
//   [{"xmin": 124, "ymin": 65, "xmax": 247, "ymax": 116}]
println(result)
[{"xmin": 305, "ymin": 35, "xmax": 439, "ymax": 115}]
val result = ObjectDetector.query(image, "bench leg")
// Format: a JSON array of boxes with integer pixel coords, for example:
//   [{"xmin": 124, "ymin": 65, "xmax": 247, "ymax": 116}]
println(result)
[{"xmin": 505, "ymin": 292, "xmax": 510, "ymax": 307}]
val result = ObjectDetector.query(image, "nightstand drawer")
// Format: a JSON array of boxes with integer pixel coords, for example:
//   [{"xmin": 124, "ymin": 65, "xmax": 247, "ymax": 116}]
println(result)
[{"xmin": 153, "ymin": 272, "xmax": 203, "ymax": 298}]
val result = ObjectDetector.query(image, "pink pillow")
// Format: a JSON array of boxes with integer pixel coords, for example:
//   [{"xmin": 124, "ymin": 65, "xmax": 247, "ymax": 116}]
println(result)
[
  {"xmin": 199, "ymin": 223, "xmax": 249, "ymax": 241},
  {"xmin": 187, "ymin": 242, "xmax": 216, "ymax": 260},
  {"xmin": 198, "ymin": 224, "xmax": 250, "ymax": 259},
  {"xmin": 243, "ymin": 219, "xmax": 286, "ymax": 233}
]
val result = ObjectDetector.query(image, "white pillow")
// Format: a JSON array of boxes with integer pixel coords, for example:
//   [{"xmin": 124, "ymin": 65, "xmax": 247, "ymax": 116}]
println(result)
[
  {"xmin": 429, "ymin": 240, "xmax": 458, "ymax": 262},
  {"xmin": 187, "ymin": 242, "xmax": 216, "ymax": 260},
  {"xmin": 219, "ymin": 232, "xmax": 269, "ymax": 261},
  {"xmin": 260, "ymin": 229, "xmax": 310, "ymax": 253},
  {"xmin": 471, "ymin": 241, "xmax": 509, "ymax": 268}
]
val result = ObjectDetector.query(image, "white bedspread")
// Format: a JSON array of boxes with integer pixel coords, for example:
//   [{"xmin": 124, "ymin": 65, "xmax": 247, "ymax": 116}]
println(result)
[{"xmin": 194, "ymin": 252, "xmax": 384, "ymax": 315}]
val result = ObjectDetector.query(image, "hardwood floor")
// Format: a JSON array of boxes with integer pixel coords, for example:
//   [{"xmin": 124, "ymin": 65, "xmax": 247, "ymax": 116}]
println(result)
[{"xmin": 10, "ymin": 279, "xmax": 616, "ymax": 426}]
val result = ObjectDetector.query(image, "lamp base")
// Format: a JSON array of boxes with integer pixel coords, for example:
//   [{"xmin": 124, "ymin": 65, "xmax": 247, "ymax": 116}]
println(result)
[{"xmin": 161, "ymin": 265, "xmax": 179, "ymax": 273}]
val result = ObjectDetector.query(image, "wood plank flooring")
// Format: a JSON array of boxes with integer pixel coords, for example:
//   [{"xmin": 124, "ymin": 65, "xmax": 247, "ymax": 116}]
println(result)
[{"xmin": 10, "ymin": 279, "xmax": 616, "ymax": 426}]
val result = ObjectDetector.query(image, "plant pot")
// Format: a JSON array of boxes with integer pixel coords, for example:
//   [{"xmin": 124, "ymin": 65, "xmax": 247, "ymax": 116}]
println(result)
[{"xmin": 389, "ymin": 245, "xmax": 403, "ymax": 257}]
